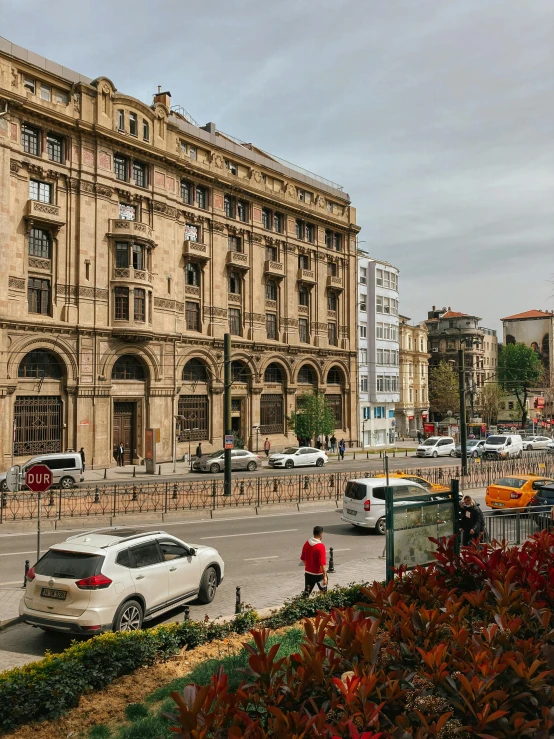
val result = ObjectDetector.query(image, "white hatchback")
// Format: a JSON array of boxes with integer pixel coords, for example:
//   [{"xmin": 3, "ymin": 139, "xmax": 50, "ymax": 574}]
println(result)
[
  {"xmin": 416, "ymin": 437, "xmax": 456, "ymax": 458},
  {"xmin": 19, "ymin": 528, "xmax": 224, "ymax": 635},
  {"xmin": 342, "ymin": 477, "xmax": 428, "ymax": 534},
  {"xmin": 268, "ymin": 447, "xmax": 328, "ymax": 469}
]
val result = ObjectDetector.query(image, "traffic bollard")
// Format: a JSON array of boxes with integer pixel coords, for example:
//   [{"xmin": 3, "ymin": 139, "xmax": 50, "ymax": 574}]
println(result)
[
  {"xmin": 1, "ymin": 492, "xmax": 6, "ymax": 508},
  {"xmin": 158, "ymin": 465, "xmax": 162, "ymax": 475},
  {"xmin": 405, "ymin": 449, "xmax": 408, "ymax": 457},
  {"xmin": 172, "ymin": 483, "xmax": 178, "ymax": 499},
  {"xmin": 133, "ymin": 466, "xmax": 136, "ymax": 478},
  {"xmin": 104, "ymin": 468, "xmax": 107, "ymax": 479},
  {"xmin": 235, "ymin": 586, "xmax": 242, "ymax": 614},
  {"xmin": 132, "ymin": 485, "xmax": 138, "ymax": 501},
  {"xmin": 183, "ymin": 605, "xmax": 190, "ymax": 621},
  {"xmin": 328, "ymin": 547, "xmax": 335, "ymax": 573},
  {"xmin": 48, "ymin": 490, "xmax": 55, "ymax": 507},
  {"xmin": 23, "ymin": 559, "xmax": 30, "ymax": 588},
  {"xmin": 94, "ymin": 486, "xmax": 100, "ymax": 504}
]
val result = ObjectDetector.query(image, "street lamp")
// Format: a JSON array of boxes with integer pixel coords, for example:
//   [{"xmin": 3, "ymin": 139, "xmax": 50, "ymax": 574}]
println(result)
[{"xmin": 362, "ymin": 417, "xmax": 368, "ymax": 448}]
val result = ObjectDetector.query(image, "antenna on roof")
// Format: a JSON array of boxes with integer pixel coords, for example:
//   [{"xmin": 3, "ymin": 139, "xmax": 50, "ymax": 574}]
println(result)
[{"xmin": 157, "ymin": 85, "xmax": 161, "ymax": 93}]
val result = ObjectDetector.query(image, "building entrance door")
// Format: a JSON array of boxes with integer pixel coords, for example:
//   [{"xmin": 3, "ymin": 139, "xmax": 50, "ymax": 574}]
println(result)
[{"xmin": 113, "ymin": 402, "xmax": 135, "ymax": 464}]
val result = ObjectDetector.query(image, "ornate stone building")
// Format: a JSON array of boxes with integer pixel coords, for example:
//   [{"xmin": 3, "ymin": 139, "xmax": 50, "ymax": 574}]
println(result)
[
  {"xmin": 0, "ymin": 38, "xmax": 360, "ymax": 470},
  {"xmin": 395, "ymin": 315, "xmax": 430, "ymax": 437}
]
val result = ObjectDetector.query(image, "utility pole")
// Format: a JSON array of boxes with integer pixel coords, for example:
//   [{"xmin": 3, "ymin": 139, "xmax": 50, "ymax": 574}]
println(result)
[
  {"xmin": 458, "ymin": 347, "xmax": 468, "ymax": 475},
  {"xmin": 223, "ymin": 333, "xmax": 232, "ymax": 496}
]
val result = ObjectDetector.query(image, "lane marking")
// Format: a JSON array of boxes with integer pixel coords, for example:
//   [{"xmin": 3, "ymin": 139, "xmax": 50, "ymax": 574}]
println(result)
[
  {"xmin": 244, "ymin": 555, "xmax": 279, "ymax": 561},
  {"xmin": 331, "ymin": 548, "xmax": 351, "ymax": 552},
  {"xmin": 200, "ymin": 528, "xmax": 297, "ymax": 540}
]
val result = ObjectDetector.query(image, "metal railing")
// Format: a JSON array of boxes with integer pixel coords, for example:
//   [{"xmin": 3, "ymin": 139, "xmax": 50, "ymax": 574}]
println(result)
[{"xmin": 484, "ymin": 507, "xmax": 553, "ymax": 545}]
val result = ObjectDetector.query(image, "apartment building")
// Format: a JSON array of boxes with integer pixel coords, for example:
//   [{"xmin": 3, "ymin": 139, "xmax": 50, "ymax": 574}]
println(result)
[
  {"xmin": 395, "ymin": 315, "xmax": 429, "ymax": 437},
  {"xmin": 358, "ymin": 255, "xmax": 400, "ymax": 446},
  {"xmin": 0, "ymin": 37, "xmax": 360, "ymax": 469}
]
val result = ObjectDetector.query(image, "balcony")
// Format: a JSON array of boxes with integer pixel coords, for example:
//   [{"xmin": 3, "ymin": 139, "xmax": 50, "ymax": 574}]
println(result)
[
  {"xmin": 226, "ymin": 251, "xmax": 250, "ymax": 270},
  {"xmin": 263, "ymin": 260, "xmax": 285, "ymax": 279},
  {"xmin": 112, "ymin": 326, "xmax": 155, "ymax": 342},
  {"xmin": 183, "ymin": 239, "xmax": 210, "ymax": 261},
  {"xmin": 326, "ymin": 275, "xmax": 344, "ymax": 291},
  {"xmin": 297, "ymin": 268, "xmax": 316, "ymax": 284},
  {"xmin": 109, "ymin": 219, "xmax": 155, "ymax": 244},
  {"xmin": 25, "ymin": 199, "xmax": 65, "ymax": 229},
  {"xmin": 112, "ymin": 266, "xmax": 154, "ymax": 284}
]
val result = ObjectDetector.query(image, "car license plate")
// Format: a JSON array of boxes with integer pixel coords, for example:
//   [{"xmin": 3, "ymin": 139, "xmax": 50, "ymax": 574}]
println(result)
[
  {"xmin": 41, "ymin": 587, "xmax": 67, "ymax": 600},
  {"xmin": 347, "ymin": 509, "xmax": 357, "ymax": 516},
  {"xmin": 492, "ymin": 502, "xmax": 505, "ymax": 508}
]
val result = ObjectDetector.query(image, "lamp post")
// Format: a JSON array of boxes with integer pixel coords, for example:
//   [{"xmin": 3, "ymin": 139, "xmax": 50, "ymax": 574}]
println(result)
[{"xmin": 362, "ymin": 417, "xmax": 367, "ymax": 448}]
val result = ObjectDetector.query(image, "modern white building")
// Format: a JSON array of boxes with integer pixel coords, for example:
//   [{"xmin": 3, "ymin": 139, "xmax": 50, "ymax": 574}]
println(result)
[{"xmin": 358, "ymin": 254, "xmax": 400, "ymax": 447}]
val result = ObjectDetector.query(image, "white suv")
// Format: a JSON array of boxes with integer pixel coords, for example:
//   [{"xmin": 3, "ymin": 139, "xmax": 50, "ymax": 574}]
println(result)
[
  {"xmin": 19, "ymin": 528, "xmax": 224, "ymax": 634},
  {"xmin": 342, "ymin": 477, "xmax": 428, "ymax": 534}
]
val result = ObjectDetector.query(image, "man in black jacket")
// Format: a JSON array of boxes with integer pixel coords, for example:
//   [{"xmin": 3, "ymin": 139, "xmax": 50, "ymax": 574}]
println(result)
[{"xmin": 459, "ymin": 495, "xmax": 485, "ymax": 546}]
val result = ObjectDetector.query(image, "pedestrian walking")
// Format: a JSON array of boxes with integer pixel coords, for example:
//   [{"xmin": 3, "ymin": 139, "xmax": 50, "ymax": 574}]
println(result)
[
  {"xmin": 324, "ymin": 434, "xmax": 329, "ymax": 451},
  {"xmin": 118, "ymin": 442, "xmax": 125, "ymax": 466},
  {"xmin": 195, "ymin": 443, "xmax": 203, "ymax": 459},
  {"xmin": 417, "ymin": 431, "xmax": 422, "ymax": 444},
  {"xmin": 338, "ymin": 439, "xmax": 345, "ymax": 460},
  {"xmin": 113, "ymin": 444, "xmax": 119, "ymax": 464},
  {"xmin": 315, "ymin": 435, "xmax": 322, "ymax": 450},
  {"xmin": 79, "ymin": 447, "xmax": 85, "ymax": 472},
  {"xmin": 459, "ymin": 495, "xmax": 484, "ymax": 546},
  {"xmin": 300, "ymin": 525, "xmax": 328, "ymax": 596},
  {"xmin": 330, "ymin": 434, "xmax": 337, "ymax": 453},
  {"xmin": 263, "ymin": 438, "xmax": 271, "ymax": 457}
]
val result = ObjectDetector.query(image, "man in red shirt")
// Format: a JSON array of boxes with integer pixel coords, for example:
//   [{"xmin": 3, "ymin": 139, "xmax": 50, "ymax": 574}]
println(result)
[{"xmin": 300, "ymin": 525, "xmax": 328, "ymax": 595}]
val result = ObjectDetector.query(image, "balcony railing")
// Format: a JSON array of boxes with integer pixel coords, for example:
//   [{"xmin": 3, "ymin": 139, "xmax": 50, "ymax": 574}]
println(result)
[
  {"xmin": 112, "ymin": 266, "xmax": 154, "ymax": 283},
  {"xmin": 226, "ymin": 251, "xmax": 250, "ymax": 270},
  {"xmin": 109, "ymin": 219, "xmax": 155, "ymax": 242},
  {"xmin": 263, "ymin": 260, "xmax": 285, "ymax": 279},
  {"xmin": 326, "ymin": 275, "xmax": 344, "ymax": 291},
  {"xmin": 25, "ymin": 199, "xmax": 65, "ymax": 228},
  {"xmin": 297, "ymin": 268, "xmax": 316, "ymax": 284},
  {"xmin": 183, "ymin": 240, "xmax": 210, "ymax": 261}
]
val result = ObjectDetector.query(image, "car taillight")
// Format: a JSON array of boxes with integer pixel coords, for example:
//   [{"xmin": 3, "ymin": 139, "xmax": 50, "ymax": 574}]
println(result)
[
  {"xmin": 364, "ymin": 500, "xmax": 371, "ymax": 511},
  {"xmin": 26, "ymin": 567, "xmax": 35, "ymax": 582},
  {"xmin": 530, "ymin": 496, "xmax": 539, "ymax": 505},
  {"xmin": 75, "ymin": 574, "xmax": 112, "ymax": 590},
  {"xmin": 510, "ymin": 492, "xmax": 522, "ymax": 499}
]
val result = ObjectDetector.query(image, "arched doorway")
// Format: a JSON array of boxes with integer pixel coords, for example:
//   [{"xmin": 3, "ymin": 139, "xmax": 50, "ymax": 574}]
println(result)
[
  {"xmin": 15, "ymin": 350, "xmax": 65, "ymax": 455},
  {"xmin": 111, "ymin": 355, "xmax": 146, "ymax": 464},
  {"xmin": 179, "ymin": 358, "xmax": 210, "ymax": 441},
  {"xmin": 326, "ymin": 366, "xmax": 345, "ymax": 430},
  {"xmin": 230, "ymin": 360, "xmax": 250, "ymax": 441},
  {"xmin": 261, "ymin": 362, "xmax": 286, "ymax": 435}
]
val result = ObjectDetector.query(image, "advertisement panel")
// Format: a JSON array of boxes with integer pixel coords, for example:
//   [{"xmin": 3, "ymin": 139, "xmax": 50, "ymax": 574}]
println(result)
[
  {"xmin": 393, "ymin": 501, "xmax": 455, "ymax": 567},
  {"xmin": 505, "ymin": 317, "xmax": 551, "ymax": 374}
]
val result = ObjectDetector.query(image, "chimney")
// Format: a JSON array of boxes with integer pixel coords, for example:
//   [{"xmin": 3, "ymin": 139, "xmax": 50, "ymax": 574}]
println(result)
[
  {"xmin": 202, "ymin": 122, "xmax": 217, "ymax": 135},
  {"xmin": 153, "ymin": 87, "xmax": 171, "ymax": 108},
  {"xmin": 432, "ymin": 305, "xmax": 435, "ymax": 311}
]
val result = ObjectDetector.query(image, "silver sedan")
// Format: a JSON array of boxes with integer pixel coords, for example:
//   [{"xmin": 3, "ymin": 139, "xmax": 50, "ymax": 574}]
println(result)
[{"xmin": 193, "ymin": 449, "xmax": 262, "ymax": 473}]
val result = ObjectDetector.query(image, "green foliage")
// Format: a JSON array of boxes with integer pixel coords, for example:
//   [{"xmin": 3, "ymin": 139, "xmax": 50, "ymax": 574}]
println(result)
[
  {"xmin": 0, "ymin": 609, "xmax": 257, "ymax": 732},
  {"xmin": 89, "ymin": 726, "xmax": 112, "ymax": 739},
  {"xmin": 498, "ymin": 342, "xmax": 544, "ymax": 428},
  {"xmin": 124, "ymin": 703, "xmax": 149, "ymax": 721},
  {"xmin": 118, "ymin": 715, "xmax": 172, "ymax": 739},
  {"xmin": 232, "ymin": 432, "xmax": 245, "ymax": 449},
  {"xmin": 429, "ymin": 360, "xmax": 459, "ymax": 418},
  {"xmin": 288, "ymin": 392, "xmax": 336, "ymax": 441},
  {"xmin": 477, "ymin": 380, "xmax": 504, "ymax": 424}
]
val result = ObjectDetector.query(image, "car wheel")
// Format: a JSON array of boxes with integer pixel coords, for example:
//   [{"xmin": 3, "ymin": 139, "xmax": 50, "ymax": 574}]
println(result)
[
  {"xmin": 113, "ymin": 599, "xmax": 143, "ymax": 632},
  {"xmin": 315, "ymin": 457, "xmax": 324, "ymax": 467},
  {"xmin": 0, "ymin": 480, "xmax": 7, "ymax": 492},
  {"xmin": 449, "ymin": 450, "xmax": 456, "ymax": 457},
  {"xmin": 210, "ymin": 463, "xmax": 221, "ymax": 474},
  {"xmin": 246, "ymin": 461, "xmax": 257, "ymax": 471},
  {"xmin": 284, "ymin": 460, "xmax": 294, "ymax": 469},
  {"xmin": 432, "ymin": 451, "xmax": 438, "ymax": 458},
  {"xmin": 59, "ymin": 476, "xmax": 74, "ymax": 490},
  {"xmin": 197, "ymin": 566, "xmax": 218, "ymax": 604},
  {"xmin": 375, "ymin": 517, "xmax": 386, "ymax": 535}
]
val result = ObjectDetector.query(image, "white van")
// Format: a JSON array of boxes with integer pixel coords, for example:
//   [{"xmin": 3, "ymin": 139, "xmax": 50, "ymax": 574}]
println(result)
[
  {"xmin": 416, "ymin": 436, "xmax": 456, "ymax": 458},
  {"xmin": 342, "ymin": 477, "xmax": 428, "ymax": 534},
  {"xmin": 482, "ymin": 434, "xmax": 523, "ymax": 460},
  {"xmin": 0, "ymin": 452, "xmax": 84, "ymax": 491}
]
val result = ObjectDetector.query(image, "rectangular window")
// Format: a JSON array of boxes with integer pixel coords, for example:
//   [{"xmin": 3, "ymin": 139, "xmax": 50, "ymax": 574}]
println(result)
[
  {"xmin": 328, "ymin": 322, "xmax": 338, "ymax": 346},
  {"xmin": 114, "ymin": 154, "xmax": 127, "ymax": 181},
  {"xmin": 363, "ymin": 407, "xmax": 371, "ymax": 420},
  {"xmin": 262, "ymin": 208, "xmax": 271, "ymax": 229},
  {"xmin": 29, "ymin": 180, "xmax": 52, "ymax": 203},
  {"xmin": 299, "ymin": 318, "xmax": 309, "ymax": 343},
  {"xmin": 265, "ymin": 280, "xmax": 277, "ymax": 301},
  {"xmin": 265, "ymin": 245, "xmax": 278, "ymax": 262},
  {"xmin": 360, "ymin": 349, "xmax": 367, "ymax": 364},
  {"xmin": 273, "ymin": 212, "xmax": 283, "ymax": 232},
  {"xmin": 185, "ymin": 224, "xmax": 198, "ymax": 242},
  {"xmin": 224, "ymin": 195, "xmax": 234, "ymax": 218},
  {"xmin": 28, "ymin": 228, "xmax": 51, "ymax": 258},
  {"xmin": 327, "ymin": 291, "xmax": 337, "ymax": 311},
  {"xmin": 360, "ymin": 323, "xmax": 367, "ymax": 338},
  {"xmin": 133, "ymin": 161, "xmax": 147, "ymax": 187},
  {"xmin": 260, "ymin": 394, "xmax": 284, "ymax": 434},
  {"xmin": 333, "ymin": 233, "xmax": 342, "ymax": 251},
  {"xmin": 132, "ymin": 244, "xmax": 144, "ymax": 270},
  {"xmin": 46, "ymin": 134, "xmax": 63, "ymax": 163},
  {"xmin": 23, "ymin": 76, "xmax": 35, "ymax": 93},
  {"xmin": 298, "ymin": 253, "xmax": 310, "ymax": 270},
  {"xmin": 377, "ymin": 349, "xmax": 384, "ymax": 365},
  {"xmin": 22, "ymin": 124, "xmax": 40, "ymax": 155},
  {"xmin": 295, "ymin": 219, "xmax": 305, "ymax": 239},
  {"xmin": 266, "ymin": 313, "xmax": 278, "ymax": 340},
  {"xmin": 359, "ymin": 267, "xmax": 367, "ymax": 284},
  {"xmin": 142, "ymin": 119, "xmax": 149, "ymax": 141},
  {"xmin": 134, "ymin": 288, "xmax": 146, "ymax": 322},
  {"xmin": 376, "ymin": 296, "xmax": 383, "ymax": 313},
  {"xmin": 360, "ymin": 376, "xmax": 368, "ymax": 393},
  {"xmin": 376, "ymin": 269, "xmax": 383, "ymax": 286},
  {"xmin": 228, "ymin": 236, "xmax": 242, "ymax": 252},
  {"xmin": 298, "ymin": 286, "xmax": 309, "ymax": 307},
  {"xmin": 306, "ymin": 224, "xmax": 315, "ymax": 242},
  {"xmin": 40, "ymin": 83, "xmax": 51, "ymax": 101},
  {"xmin": 129, "ymin": 113, "xmax": 138, "ymax": 136},
  {"xmin": 181, "ymin": 180, "xmax": 192, "ymax": 204},
  {"xmin": 115, "ymin": 242, "xmax": 129, "ymax": 268},
  {"xmin": 298, "ymin": 189, "xmax": 312, "ymax": 204},
  {"xmin": 119, "ymin": 202, "xmax": 136, "ymax": 220},
  {"xmin": 189, "ymin": 146, "xmax": 197, "ymax": 160},
  {"xmin": 178, "ymin": 395, "xmax": 209, "ymax": 441},
  {"xmin": 237, "ymin": 200, "xmax": 248, "ymax": 222},
  {"xmin": 377, "ymin": 376, "xmax": 384, "ymax": 392},
  {"xmin": 360, "ymin": 293, "xmax": 367, "ymax": 311},
  {"xmin": 185, "ymin": 301, "xmax": 200, "ymax": 331},
  {"xmin": 196, "ymin": 186, "xmax": 207, "ymax": 209},
  {"xmin": 117, "ymin": 109, "xmax": 125, "ymax": 131},
  {"xmin": 225, "ymin": 159, "xmax": 238, "ymax": 175},
  {"xmin": 325, "ymin": 229, "xmax": 333, "ymax": 249},
  {"xmin": 114, "ymin": 287, "xmax": 129, "ymax": 320},
  {"xmin": 27, "ymin": 278, "xmax": 50, "ymax": 315},
  {"xmin": 229, "ymin": 308, "xmax": 242, "ymax": 336},
  {"xmin": 54, "ymin": 89, "xmax": 69, "ymax": 105}
]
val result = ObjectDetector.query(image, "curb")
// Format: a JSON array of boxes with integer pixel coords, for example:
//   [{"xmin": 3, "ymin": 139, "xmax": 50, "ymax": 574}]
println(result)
[{"xmin": 0, "ymin": 615, "xmax": 22, "ymax": 630}]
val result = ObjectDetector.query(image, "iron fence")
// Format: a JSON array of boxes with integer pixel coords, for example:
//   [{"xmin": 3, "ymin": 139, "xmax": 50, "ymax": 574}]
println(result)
[
  {"xmin": 484, "ymin": 508, "xmax": 553, "ymax": 546},
  {"xmin": 2, "ymin": 459, "xmax": 554, "ymax": 524}
]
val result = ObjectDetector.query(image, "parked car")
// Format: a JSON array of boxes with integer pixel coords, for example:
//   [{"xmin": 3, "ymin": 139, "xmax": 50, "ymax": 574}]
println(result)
[
  {"xmin": 268, "ymin": 447, "xmax": 328, "ymax": 469},
  {"xmin": 482, "ymin": 434, "xmax": 523, "ymax": 460},
  {"xmin": 372, "ymin": 472, "xmax": 450, "ymax": 493},
  {"xmin": 19, "ymin": 528, "xmax": 224, "ymax": 634},
  {"xmin": 416, "ymin": 437, "xmax": 456, "ymax": 458},
  {"xmin": 522, "ymin": 435, "xmax": 552, "ymax": 451},
  {"xmin": 455, "ymin": 439, "xmax": 486, "ymax": 458},
  {"xmin": 192, "ymin": 449, "xmax": 261, "ymax": 473},
  {"xmin": 485, "ymin": 474, "xmax": 553, "ymax": 510},
  {"xmin": 529, "ymin": 482, "xmax": 554, "ymax": 525},
  {"xmin": 0, "ymin": 452, "xmax": 84, "ymax": 492},
  {"xmin": 342, "ymin": 477, "xmax": 428, "ymax": 534}
]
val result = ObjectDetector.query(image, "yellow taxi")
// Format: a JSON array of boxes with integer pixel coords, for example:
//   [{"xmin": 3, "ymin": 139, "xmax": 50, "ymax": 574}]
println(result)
[
  {"xmin": 373, "ymin": 472, "xmax": 450, "ymax": 493},
  {"xmin": 485, "ymin": 474, "xmax": 554, "ymax": 510}
]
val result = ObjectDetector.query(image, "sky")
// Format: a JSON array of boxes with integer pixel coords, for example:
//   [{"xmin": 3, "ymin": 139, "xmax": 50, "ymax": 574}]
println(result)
[{"xmin": 2, "ymin": 0, "xmax": 553, "ymax": 334}]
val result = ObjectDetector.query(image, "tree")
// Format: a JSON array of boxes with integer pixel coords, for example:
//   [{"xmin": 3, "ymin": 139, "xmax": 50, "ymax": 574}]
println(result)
[
  {"xmin": 429, "ymin": 361, "xmax": 459, "ymax": 418},
  {"xmin": 288, "ymin": 392, "xmax": 336, "ymax": 443},
  {"xmin": 497, "ymin": 342, "xmax": 544, "ymax": 430},
  {"xmin": 477, "ymin": 382, "xmax": 504, "ymax": 425}
]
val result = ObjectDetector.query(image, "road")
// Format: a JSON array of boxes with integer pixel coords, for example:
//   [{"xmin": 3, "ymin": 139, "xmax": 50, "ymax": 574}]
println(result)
[{"xmin": 0, "ymin": 491, "xmax": 486, "ymax": 671}]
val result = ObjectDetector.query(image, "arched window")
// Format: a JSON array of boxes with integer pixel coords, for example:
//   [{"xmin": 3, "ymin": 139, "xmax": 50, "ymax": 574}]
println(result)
[
  {"xmin": 112, "ymin": 355, "xmax": 145, "ymax": 380},
  {"xmin": 182, "ymin": 358, "xmax": 208, "ymax": 382},
  {"xmin": 18, "ymin": 350, "xmax": 62, "ymax": 379},
  {"xmin": 28, "ymin": 228, "xmax": 51, "ymax": 259},
  {"xmin": 327, "ymin": 367, "xmax": 343, "ymax": 385},
  {"xmin": 186, "ymin": 263, "xmax": 200, "ymax": 287},
  {"xmin": 264, "ymin": 363, "xmax": 283, "ymax": 383},
  {"xmin": 231, "ymin": 360, "xmax": 249, "ymax": 383},
  {"xmin": 298, "ymin": 365, "xmax": 316, "ymax": 385}
]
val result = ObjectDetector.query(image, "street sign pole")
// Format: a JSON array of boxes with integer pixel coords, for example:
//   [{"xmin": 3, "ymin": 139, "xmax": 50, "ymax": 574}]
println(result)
[
  {"xmin": 37, "ymin": 492, "xmax": 41, "ymax": 562},
  {"xmin": 25, "ymin": 464, "xmax": 53, "ymax": 563}
]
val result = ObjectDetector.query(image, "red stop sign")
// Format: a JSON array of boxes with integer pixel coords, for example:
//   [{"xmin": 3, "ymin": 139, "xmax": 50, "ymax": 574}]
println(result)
[{"xmin": 25, "ymin": 464, "xmax": 54, "ymax": 493}]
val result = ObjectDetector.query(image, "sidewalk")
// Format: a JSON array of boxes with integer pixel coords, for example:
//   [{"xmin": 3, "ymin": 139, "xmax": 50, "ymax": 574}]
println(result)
[{"xmin": 0, "ymin": 587, "xmax": 22, "ymax": 629}]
